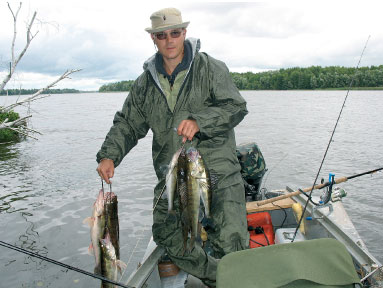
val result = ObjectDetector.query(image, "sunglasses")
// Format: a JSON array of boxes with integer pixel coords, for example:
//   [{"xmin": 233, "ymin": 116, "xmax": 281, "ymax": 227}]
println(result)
[{"xmin": 154, "ymin": 29, "xmax": 183, "ymax": 40}]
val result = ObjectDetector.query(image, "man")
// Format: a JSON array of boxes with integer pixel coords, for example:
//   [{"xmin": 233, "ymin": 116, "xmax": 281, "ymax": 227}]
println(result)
[{"xmin": 96, "ymin": 8, "xmax": 249, "ymax": 287}]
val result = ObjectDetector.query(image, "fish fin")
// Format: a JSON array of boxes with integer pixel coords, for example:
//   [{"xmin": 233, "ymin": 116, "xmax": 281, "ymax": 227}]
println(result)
[
  {"xmin": 94, "ymin": 265, "xmax": 102, "ymax": 275},
  {"xmin": 198, "ymin": 181, "xmax": 210, "ymax": 190},
  {"xmin": 116, "ymin": 260, "xmax": 127, "ymax": 274},
  {"xmin": 83, "ymin": 217, "xmax": 94, "ymax": 227},
  {"xmin": 88, "ymin": 243, "xmax": 94, "ymax": 256},
  {"xmin": 209, "ymin": 169, "xmax": 220, "ymax": 191}
]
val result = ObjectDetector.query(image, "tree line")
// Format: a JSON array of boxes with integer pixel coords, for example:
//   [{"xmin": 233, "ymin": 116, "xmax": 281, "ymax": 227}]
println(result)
[
  {"xmin": 98, "ymin": 65, "xmax": 383, "ymax": 92},
  {"xmin": 99, "ymin": 80, "xmax": 135, "ymax": 92},
  {"xmin": 231, "ymin": 65, "xmax": 383, "ymax": 90},
  {"xmin": 0, "ymin": 88, "xmax": 80, "ymax": 96}
]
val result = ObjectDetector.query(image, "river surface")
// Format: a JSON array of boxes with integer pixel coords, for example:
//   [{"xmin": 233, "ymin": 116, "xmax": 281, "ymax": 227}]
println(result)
[{"xmin": 0, "ymin": 91, "xmax": 382, "ymax": 287}]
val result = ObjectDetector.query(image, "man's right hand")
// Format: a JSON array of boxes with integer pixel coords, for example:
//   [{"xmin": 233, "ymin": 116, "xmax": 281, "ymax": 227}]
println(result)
[{"xmin": 96, "ymin": 159, "xmax": 114, "ymax": 184}]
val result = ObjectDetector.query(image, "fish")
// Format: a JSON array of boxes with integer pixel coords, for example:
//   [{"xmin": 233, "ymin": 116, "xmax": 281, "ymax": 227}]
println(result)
[
  {"xmin": 100, "ymin": 230, "xmax": 127, "ymax": 288},
  {"xmin": 84, "ymin": 190, "xmax": 121, "ymax": 279},
  {"xmin": 165, "ymin": 147, "xmax": 183, "ymax": 214},
  {"xmin": 186, "ymin": 147, "xmax": 212, "ymax": 219},
  {"xmin": 185, "ymin": 147, "xmax": 212, "ymax": 250},
  {"xmin": 176, "ymin": 148, "xmax": 189, "ymax": 253},
  {"xmin": 83, "ymin": 189, "xmax": 106, "ymax": 274},
  {"xmin": 104, "ymin": 192, "xmax": 119, "ymax": 260}
]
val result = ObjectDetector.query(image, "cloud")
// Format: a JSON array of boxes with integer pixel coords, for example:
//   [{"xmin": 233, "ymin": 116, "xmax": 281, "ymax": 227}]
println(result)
[{"xmin": 1, "ymin": 0, "xmax": 383, "ymax": 90}]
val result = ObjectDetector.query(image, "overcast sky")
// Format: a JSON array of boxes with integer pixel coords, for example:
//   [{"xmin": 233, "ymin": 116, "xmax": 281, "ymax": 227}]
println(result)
[{"xmin": 0, "ymin": 0, "xmax": 382, "ymax": 91}]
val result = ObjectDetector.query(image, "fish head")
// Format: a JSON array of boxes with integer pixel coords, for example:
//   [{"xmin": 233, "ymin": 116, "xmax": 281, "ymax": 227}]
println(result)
[
  {"xmin": 93, "ymin": 189, "xmax": 105, "ymax": 216},
  {"xmin": 104, "ymin": 191, "xmax": 116, "ymax": 204},
  {"xmin": 186, "ymin": 147, "xmax": 204, "ymax": 176},
  {"xmin": 100, "ymin": 230, "xmax": 117, "ymax": 261},
  {"xmin": 186, "ymin": 147, "xmax": 200, "ymax": 162},
  {"xmin": 170, "ymin": 146, "xmax": 184, "ymax": 167}
]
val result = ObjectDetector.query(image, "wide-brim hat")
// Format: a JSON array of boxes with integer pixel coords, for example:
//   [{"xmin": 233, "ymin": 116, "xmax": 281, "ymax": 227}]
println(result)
[{"xmin": 145, "ymin": 8, "xmax": 190, "ymax": 33}]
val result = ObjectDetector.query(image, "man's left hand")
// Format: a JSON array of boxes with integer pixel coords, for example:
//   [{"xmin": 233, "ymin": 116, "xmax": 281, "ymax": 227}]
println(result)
[{"xmin": 177, "ymin": 119, "xmax": 200, "ymax": 143}]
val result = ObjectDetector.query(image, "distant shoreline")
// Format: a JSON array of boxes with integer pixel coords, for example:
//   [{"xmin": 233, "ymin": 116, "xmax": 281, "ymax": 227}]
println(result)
[{"xmin": 1, "ymin": 87, "xmax": 382, "ymax": 96}]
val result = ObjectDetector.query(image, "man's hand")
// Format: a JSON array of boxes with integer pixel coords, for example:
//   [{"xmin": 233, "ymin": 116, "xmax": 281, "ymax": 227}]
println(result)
[
  {"xmin": 177, "ymin": 119, "xmax": 200, "ymax": 143},
  {"xmin": 96, "ymin": 159, "xmax": 114, "ymax": 184}
]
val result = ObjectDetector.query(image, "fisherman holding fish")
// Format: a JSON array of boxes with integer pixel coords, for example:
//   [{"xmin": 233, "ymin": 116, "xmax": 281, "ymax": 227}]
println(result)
[{"xmin": 96, "ymin": 8, "xmax": 249, "ymax": 287}]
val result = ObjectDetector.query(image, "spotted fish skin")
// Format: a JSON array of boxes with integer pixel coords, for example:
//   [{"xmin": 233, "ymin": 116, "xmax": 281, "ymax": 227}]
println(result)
[{"xmin": 177, "ymin": 148, "xmax": 189, "ymax": 253}]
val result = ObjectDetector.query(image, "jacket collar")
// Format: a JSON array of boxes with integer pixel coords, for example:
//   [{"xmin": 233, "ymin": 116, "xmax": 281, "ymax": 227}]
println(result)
[{"xmin": 143, "ymin": 38, "xmax": 200, "ymax": 90}]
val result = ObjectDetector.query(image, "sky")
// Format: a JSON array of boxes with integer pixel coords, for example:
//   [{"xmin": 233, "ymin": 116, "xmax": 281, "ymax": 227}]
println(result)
[{"xmin": 0, "ymin": 0, "xmax": 382, "ymax": 91}]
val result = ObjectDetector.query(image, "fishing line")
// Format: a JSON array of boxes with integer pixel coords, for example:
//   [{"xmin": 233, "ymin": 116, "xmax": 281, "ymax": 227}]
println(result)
[
  {"xmin": 0, "ymin": 240, "xmax": 133, "ymax": 288},
  {"xmin": 291, "ymin": 35, "xmax": 371, "ymax": 242}
]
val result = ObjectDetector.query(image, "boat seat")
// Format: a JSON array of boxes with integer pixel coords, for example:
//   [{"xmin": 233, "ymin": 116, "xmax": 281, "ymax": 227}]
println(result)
[{"xmin": 216, "ymin": 238, "xmax": 362, "ymax": 288}]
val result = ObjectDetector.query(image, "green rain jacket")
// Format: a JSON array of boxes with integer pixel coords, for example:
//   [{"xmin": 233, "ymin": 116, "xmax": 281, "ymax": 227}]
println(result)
[{"xmin": 97, "ymin": 38, "xmax": 248, "ymax": 197}]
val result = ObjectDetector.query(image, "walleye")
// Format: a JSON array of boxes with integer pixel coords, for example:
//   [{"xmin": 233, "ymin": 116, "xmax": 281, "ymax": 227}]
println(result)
[
  {"xmin": 104, "ymin": 192, "xmax": 119, "ymax": 260},
  {"xmin": 186, "ymin": 147, "xmax": 212, "ymax": 219},
  {"xmin": 84, "ymin": 189, "xmax": 106, "ymax": 274},
  {"xmin": 100, "ymin": 230, "xmax": 127, "ymax": 288},
  {"xmin": 165, "ymin": 147, "xmax": 183, "ymax": 214},
  {"xmin": 176, "ymin": 148, "xmax": 189, "ymax": 252},
  {"xmin": 165, "ymin": 146, "xmax": 214, "ymax": 252},
  {"xmin": 184, "ymin": 147, "xmax": 213, "ymax": 251},
  {"xmin": 84, "ymin": 189, "xmax": 123, "ymax": 285}
]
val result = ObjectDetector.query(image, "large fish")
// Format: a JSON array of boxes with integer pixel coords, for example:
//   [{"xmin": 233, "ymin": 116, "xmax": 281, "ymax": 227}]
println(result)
[
  {"xmin": 185, "ymin": 147, "xmax": 213, "ymax": 250},
  {"xmin": 165, "ymin": 147, "xmax": 183, "ymax": 214},
  {"xmin": 176, "ymin": 148, "xmax": 189, "ymax": 253},
  {"xmin": 186, "ymin": 147, "xmax": 212, "ymax": 219},
  {"xmin": 84, "ymin": 189, "xmax": 121, "ymax": 281},
  {"xmin": 84, "ymin": 189, "xmax": 106, "ymax": 274},
  {"xmin": 104, "ymin": 192, "xmax": 119, "ymax": 260},
  {"xmin": 100, "ymin": 230, "xmax": 127, "ymax": 288}
]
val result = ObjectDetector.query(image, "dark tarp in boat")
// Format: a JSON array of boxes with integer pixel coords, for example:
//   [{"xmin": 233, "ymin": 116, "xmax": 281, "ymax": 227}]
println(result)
[{"xmin": 216, "ymin": 238, "xmax": 361, "ymax": 288}]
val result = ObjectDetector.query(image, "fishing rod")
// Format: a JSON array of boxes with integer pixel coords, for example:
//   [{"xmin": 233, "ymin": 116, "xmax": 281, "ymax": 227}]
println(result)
[
  {"xmin": 254, "ymin": 167, "xmax": 383, "ymax": 207},
  {"xmin": 0, "ymin": 240, "xmax": 133, "ymax": 288},
  {"xmin": 291, "ymin": 35, "xmax": 371, "ymax": 242}
]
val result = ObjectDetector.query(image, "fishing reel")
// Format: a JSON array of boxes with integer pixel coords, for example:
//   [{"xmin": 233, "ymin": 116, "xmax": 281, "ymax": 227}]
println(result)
[
  {"xmin": 319, "ymin": 173, "xmax": 335, "ymax": 205},
  {"xmin": 320, "ymin": 173, "xmax": 347, "ymax": 205}
]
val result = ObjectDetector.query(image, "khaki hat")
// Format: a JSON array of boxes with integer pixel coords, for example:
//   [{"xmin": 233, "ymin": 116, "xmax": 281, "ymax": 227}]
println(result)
[{"xmin": 145, "ymin": 8, "xmax": 190, "ymax": 33}]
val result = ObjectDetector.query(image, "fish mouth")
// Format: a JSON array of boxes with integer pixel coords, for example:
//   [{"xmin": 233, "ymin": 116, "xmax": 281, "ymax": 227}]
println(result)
[{"xmin": 186, "ymin": 147, "xmax": 199, "ymax": 161}]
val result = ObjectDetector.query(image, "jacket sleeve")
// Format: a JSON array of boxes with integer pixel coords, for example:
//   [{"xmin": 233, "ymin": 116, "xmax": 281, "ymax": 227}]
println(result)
[
  {"xmin": 96, "ymin": 83, "xmax": 149, "ymax": 167},
  {"xmin": 190, "ymin": 55, "xmax": 248, "ymax": 140}
]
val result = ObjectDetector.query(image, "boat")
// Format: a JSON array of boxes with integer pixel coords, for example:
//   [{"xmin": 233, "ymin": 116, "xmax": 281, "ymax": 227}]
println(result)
[{"xmin": 120, "ymin": 143, "xmax": 383, "ymax": 288}]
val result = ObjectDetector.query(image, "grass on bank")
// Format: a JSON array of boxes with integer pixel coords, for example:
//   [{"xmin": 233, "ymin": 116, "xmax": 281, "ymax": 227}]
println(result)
[{"xmin": 0, "ymin": 108, "xmax": 22, "ymax": 143}]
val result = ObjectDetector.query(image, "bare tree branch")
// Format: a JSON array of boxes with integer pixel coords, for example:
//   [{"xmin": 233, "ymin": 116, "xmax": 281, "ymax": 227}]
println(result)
[
  {"xmin": 0, "ymin": 3, "xmax": 81, "ymax": 141},
  {"xmin": 6, "ymin": 126, "xmax": 38, "ymax": 140},
  {"xmin": 0, "ymin": 115, "xmax": 39, "ymax": 139},
  {"xmin": 0, "ymin": 3, "xmax": 38, "ymax": 92},
  {"xmin": 9, "ymin": 2, "xmax": 22, "ymax": 65},
  {"xmin": 1, "ymin": 69, "xmax": 81, "ymax": 112}
]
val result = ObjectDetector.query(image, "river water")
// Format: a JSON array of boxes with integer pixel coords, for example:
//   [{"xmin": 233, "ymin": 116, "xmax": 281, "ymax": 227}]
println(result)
[{"xmin": 0, "ymin": 90, "xmax": 382, "ymax": 287}]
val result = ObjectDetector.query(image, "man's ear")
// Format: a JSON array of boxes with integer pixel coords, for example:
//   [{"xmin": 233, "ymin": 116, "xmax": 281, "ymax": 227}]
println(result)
[{"xmin": 150, "ymin": 33, "xmax": 155, "ymax": 42}]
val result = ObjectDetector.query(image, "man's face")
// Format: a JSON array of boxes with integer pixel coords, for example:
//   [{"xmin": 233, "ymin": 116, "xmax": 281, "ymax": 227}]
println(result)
[{"xmin": 152, "ymin": 28, "xmax": 186, "ymax": 62}]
